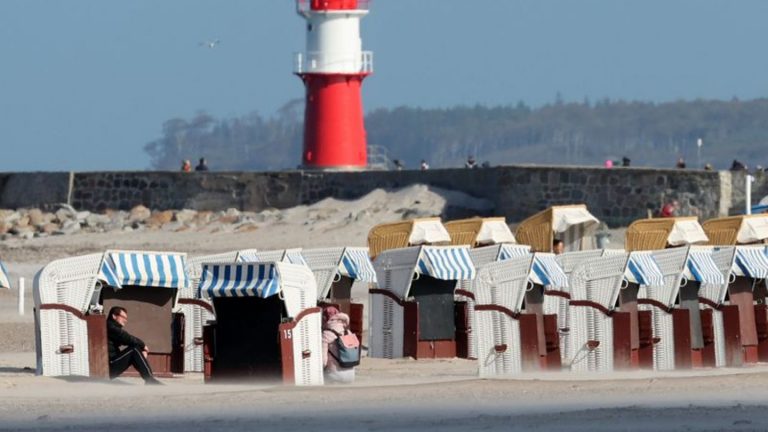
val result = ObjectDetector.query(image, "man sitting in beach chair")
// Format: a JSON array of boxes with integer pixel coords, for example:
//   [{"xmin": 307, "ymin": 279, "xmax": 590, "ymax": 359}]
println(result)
[{"xmin": 107, "ymin": 306, "xmax": 162, "ymax": 385}]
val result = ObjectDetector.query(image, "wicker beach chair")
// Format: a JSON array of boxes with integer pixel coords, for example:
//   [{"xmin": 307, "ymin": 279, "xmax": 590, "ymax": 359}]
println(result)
[
  {"xmin": 368, "ymin": 218, "xmax": 451, "ymax": 259},
  {"xmin": 34, "ymin": 253, "xmax": 103, "ymax": 377},
  {"xmin": 369, "ymin": 245, "xmax": 476, "ymax": 359},
  {"xmin": 697, "ymin": 246, "xmax": 737, "ymax": 367},
  {"xmin": 444, "ymin": 217, "xmax": 523, "ymax": 359},
  {"xmin": 515, "ymin": 205, "xmax": 599, "ymax": 253},
  {"xmin": 473, "ymin": 256, "xmax": 535, "ymax": 377},
  {"xmin": 198, "ymin": 262, "xmax": 323, "ymax": 385},
  {"xmin": 458, "ymin": 244, "xmax": 532, "ymax": 360},
  {"xmin": 565, "ymin": 253, "xmax": 630, "ymax": 372},
  {"xmin": 548, "ymin": 249, "xmax": 609, "ymax": 362},
  {"xmin": 626, "ymin": 217, "xmax": 709, "ymax": 251},
  {"xmin": 445, "ymin": 217, "xmax": 516, "ymax": 247},
  {"xmin": 640, "ymin": 247, "xmax": 690, "ymax": 370},
  {"xmin": 180, "ymin": 251, "xmax": 240, "ymax": 373},
  {"xmin": 702, "ymin": 215, "xmax": 768, "ymax": 246}
]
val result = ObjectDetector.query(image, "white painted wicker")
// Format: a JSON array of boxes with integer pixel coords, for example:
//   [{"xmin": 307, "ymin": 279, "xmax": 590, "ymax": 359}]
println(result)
[
  {"xmin": 641, "ymin": 247, "xmax": 690, "ymax": 371},
  {"xmin": 277, "ymin": 262, "xmax": 323, "ymax": 386},
  {"xmin": 566, "ymin": 253, "xmax": 629, "ymax": 372},
  {"xmin": 33, "ymin": 254, "xmax": 103, "ymax": 377},
  {"xmin": 368, "ymin": 248, "xmax": 419, "ymax": 359},
  {"xmin": 552, "ymin": 249, "xmax": 605, "ymax": 362},
  {"xmin": 178, "ymin": 302, "xmax": 215, "ymax": 373},
  {"xmin": 301, "ymin": 247, "xmax": 348, "ymax": 300},
  {"xmin": 460, "ymin": 245, "xmax": 506, "ymax": 360},
  {"xmin": 474, "ymin": 256, "xmax": 534, "ymax": 377},
  {"xmin": 368, "ymin": 288, "xmax": 405, "ymax": 359},
  {"xmin": 697, "ymin": 247, "xmax": 736, "ymax": 367},
  {"xmin": 181, "ymin": 251, "xmax": 239, "ymax": 373}
]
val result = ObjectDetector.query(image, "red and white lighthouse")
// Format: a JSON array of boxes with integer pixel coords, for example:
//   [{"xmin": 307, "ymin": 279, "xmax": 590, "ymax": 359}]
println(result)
[{"xmin": 295, "ymin": 0, "xmax": 373, "ymax": 169}]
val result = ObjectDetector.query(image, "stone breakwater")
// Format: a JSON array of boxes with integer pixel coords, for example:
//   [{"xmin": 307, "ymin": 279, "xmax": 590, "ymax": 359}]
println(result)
[
  {"xmin": 0, "ymin": 166, "xmax": 761, "ymax": 228},
  {"xmin": 0, "ymin": 185, "xmax": 494, "ymax": 240}
]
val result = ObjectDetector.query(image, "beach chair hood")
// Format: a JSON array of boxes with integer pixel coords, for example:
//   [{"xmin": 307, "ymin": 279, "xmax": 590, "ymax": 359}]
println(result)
[
  {"xmin": 475, "ymin": 219, "xmax": 516, "ymax": 246},
  {"xmin": 684, "ymin": 246, "xmax": 726, "ymax": 285},
  {"xmin": 552, "ymin": 206, "xmax": 599, "ymax": 234},
  {"xmin": 736, "ymin": 216, "xmax": 768, "ymax": 244},
  {"xmin": 99, "ymin": 250, "xmax": 188, "ymax": 290},
  {"xmin": 668, "ymin": 219, "xmax": 709, "ymax": 247},
  {"xmin": 732, "ymin": 246, "xmax": 768, "ymax": 279},
  {"xmin": 197, "ymin": 262, "xmax": 317, "ymax": 318},
  {"xmin": 409, "ymin": 219, "xmax": 452, "ymax": 245},
  {"xmin": 529, "ymin": 253, "xmax": 569, "ymax": 289},
  {"xmin": 625, "ymin": 251, "xmax": 665, "ymax": 287},
  {"xmin": 374, "ymin": 245, "xmax": 476, "ymax": 300},
  {"xmin": 698, "ymin": 247, "xmax": 736, "ymax": 305}
]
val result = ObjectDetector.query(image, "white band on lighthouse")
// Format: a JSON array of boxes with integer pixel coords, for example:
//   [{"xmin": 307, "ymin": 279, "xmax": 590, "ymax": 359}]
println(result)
[{"xmin": 295, "ymin": 2, "xmax": 372, "ymax": 74}]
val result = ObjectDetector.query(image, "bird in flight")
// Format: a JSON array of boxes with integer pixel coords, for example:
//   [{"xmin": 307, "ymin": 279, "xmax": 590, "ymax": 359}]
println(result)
[{"xmin": 199, "ymin": 40, "xmax": 221, "ymax": 49}]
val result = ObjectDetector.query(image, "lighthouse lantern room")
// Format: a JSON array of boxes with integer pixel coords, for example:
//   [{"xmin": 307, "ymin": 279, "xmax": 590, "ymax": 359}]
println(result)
[{"xmin": 295, "ymin": 0, "xmax": 373, "ymax": 169}]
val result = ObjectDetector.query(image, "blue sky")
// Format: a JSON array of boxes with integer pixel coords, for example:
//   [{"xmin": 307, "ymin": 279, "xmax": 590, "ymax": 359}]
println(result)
[{"xmin": 1, "ymin": 0, "xmax": 767, "ymax": 171}]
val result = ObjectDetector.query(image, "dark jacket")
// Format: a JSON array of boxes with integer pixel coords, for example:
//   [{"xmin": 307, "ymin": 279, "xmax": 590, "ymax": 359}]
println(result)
[{"xmin": 107, "ymin": 318, "xmax": 146, "ymax": 359}]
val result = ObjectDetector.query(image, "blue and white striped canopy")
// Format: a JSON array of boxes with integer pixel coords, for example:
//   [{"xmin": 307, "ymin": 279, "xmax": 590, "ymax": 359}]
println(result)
[
  {"xmin": 686, "ymin": 250, "xmax": 725, "ymax": 285},
  {"xmin": 733, "ymin": 247, "xmax": 768, "ymax": 279},
  {"xmin": 529, "ymin": 254, "xmax": 568, "ymax": 288},
  {"xmin": 198, "ymin": 263, "xmax": 280, "ymax": 298},
  {"xmin": 498, "ymin": 244, "xmax": 532, "ymax": 261},
  {"xmin": 99, "ymin": 252, "xmax": 188, "ymax": 289},
  {"xmin": 416, "ymin": 246, "xmax": 476, "ymax": 280},
  {"xmin": 0, "ymin": 260, "xmax": 10, "ymax": 289},
  {"xmin": 626, "ymin": 252, "xmax": 665, "ymax": 287},
  {"xmin": 338, "ymin": 248, "xmax": 377, "ymax": 283}
]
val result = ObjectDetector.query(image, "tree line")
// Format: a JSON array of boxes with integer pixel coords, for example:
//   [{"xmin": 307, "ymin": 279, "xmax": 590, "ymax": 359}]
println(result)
[{"xmin": 144, "ymin": 97, "xmax": 768, "ymax": 171}]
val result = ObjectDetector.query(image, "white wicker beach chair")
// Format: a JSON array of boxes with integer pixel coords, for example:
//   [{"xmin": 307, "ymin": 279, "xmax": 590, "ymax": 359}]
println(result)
[
  {"xmin": 551, "ymin": 249, "xmax": 606, "ymax": 360},
  {"xmin": 180, "ymin": 251, "xmax": 239, "ymax": 373},
  {"xmin": 369, "ymin": 245, "xmax": 476, "ymax": 359},
  {"xmin": 565, "ymin": 253, "xmax": 629, "ymax": 372},
  {"xmin": 638, "ymin": 247, "xmax": 690, "ymax": 371},
  {"xmin": 697, "ymin": 246, "xmax": 736, "ymax": 367},
  {"xmin": 33, "ymin": 253, "xmax": 103, "ymax": 377},
  {"xmin": 720, "ymin": 245, "xmax": 768, "ymax": 364},
  {"xmin": 458, "ymin": 244, "xmax": 531, "ymax": 359},
  {"xmin": 198, "ymin": 262, "xmax": 323, "ymax": 385},
  {"xmin": 474, "ymin": 256, "xmax": 535, "ymax": 377}
]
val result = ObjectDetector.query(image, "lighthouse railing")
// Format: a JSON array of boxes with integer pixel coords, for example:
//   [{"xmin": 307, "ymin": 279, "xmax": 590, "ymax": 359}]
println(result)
[{"xmin": 294, "ymin": 51, "xmax": 374, "ymax": 74}]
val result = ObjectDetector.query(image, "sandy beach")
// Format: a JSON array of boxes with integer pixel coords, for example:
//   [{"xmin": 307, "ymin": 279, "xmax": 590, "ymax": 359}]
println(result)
[{"xmin": 0, "ymin": 186, "xmax": 761, "ymax": 431}]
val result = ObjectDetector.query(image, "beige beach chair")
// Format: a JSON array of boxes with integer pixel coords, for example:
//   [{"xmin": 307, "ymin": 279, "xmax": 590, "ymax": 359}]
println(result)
[
  {"xmin": 367, "ymin": 218, "xmax": 451, "ymax": 259},
  {"xmin": 445, "ymin": 217, "xmax": 516, "ymax": 247},
  {"xmin": 515, "ymin": 205, "xmax": 599, "ymax": 253},
  {"xmin": 702, "ymin": 214, "xmax": 768, "ymax": 246}
]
